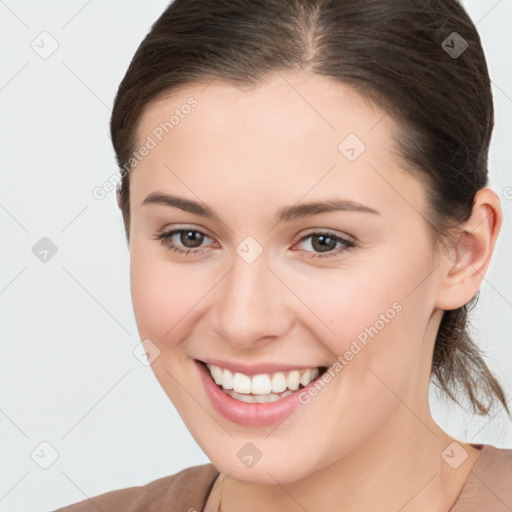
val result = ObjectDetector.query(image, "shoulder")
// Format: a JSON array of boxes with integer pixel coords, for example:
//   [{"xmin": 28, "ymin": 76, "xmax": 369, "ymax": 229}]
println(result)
[
  {"xmin": 452, "ymin": 444, "xmax": 512, "ymax": 511},
  {"xmin": 53, "ymin": 463, "xmax": 219, "ymax": 511}
]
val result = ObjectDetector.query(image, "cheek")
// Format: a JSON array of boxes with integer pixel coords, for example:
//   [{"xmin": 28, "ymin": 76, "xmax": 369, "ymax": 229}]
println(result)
[
  {"xmin": 290, "ymin": 251, "xmax": 435, "ymax": 371},
  {"xmin": 129, "ymin": 245, "xmax": 206, "ymax": 343}
]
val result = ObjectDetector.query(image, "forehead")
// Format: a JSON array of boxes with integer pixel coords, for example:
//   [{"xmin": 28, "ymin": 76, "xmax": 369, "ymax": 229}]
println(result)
[
  {"xmin": 136, "ymin": 72, "xmax": 387, "ymax": 151},
  {"xmin": 130, "ymin": 72, "xmax": 426, "ymax": 221}
]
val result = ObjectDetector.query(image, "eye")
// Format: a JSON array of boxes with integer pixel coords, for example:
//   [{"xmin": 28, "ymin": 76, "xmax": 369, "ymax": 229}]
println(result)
[
  {"xmin": 153, "ymin": 228, "xmax": 356, "ymax": 259},
  {"xmin": 153, "ymin": 228, "xmax": 213, "ymax": 256},
  {"xmin": 293, "ymin": 230, "xmax": 356, "ymax": 258}
]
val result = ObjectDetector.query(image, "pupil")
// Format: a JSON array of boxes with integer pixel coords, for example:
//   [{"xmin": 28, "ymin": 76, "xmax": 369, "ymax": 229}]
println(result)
[
  {"xmin": 313, "ymin": 235, "xmax": 336, "ymax": 253},
  {"xmin": 182, "ymin": 230, "xmax": 203, "ymax": 248}
]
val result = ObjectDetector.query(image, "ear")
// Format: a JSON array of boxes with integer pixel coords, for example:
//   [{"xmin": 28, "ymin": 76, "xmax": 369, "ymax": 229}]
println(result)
[{"xmin": 435, "ymin": 187, "xmax": 502, "ymax": 310}]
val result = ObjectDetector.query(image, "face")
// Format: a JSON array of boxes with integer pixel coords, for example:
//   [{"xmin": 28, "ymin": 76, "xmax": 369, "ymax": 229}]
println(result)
[{"xmin": 128, "ymin": 72, "xmax": 446, "ymax": 484}]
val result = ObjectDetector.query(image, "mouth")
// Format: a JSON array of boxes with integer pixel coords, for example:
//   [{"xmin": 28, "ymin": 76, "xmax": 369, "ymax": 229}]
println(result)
[{"xmin": 197, "ymin": 360, "xmax": 329, "ymax": 404}]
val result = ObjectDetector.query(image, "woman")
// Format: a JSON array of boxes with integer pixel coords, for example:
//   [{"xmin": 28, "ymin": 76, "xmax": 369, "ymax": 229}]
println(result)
[{"xmin": 56, "ymin": 0, "xmax": 512, "ymax": 510}]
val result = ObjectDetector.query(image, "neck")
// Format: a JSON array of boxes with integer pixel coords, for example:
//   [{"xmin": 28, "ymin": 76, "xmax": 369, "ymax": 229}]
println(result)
[{"xmin": 209, "ymin": 407, "xmax": 481, "ymax": 512}]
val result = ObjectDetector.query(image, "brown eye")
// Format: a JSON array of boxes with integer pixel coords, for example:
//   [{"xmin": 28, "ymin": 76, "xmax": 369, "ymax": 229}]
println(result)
[
  {"xmin": 177, "ymin": 230, "xmax": 205, "ymax": 248},
  {"xmin": 294, "ymin": 231, "xmax": 356, "ymax": 258},
  {"xmin": 154, "ymin": 228, "xmax": 210, "ymax": 255},
  {"xmin": 310, "ymin": 234, "xmax": 338, "ymax": 253}
]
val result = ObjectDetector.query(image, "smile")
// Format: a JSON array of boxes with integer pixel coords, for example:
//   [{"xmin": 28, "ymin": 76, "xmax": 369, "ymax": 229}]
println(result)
[
  {"xmin": 206, "ymin": 363, "xmax": 324, "ymax": 403},
  {"xmin": 195, "ymin": 359, "xmax": 329, "ymax": 426}
]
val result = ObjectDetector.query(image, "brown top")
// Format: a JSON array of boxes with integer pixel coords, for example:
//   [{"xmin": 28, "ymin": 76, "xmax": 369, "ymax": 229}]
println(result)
[{"xmin": 54, "ymin": 444, "xmax": 512, "ymax": 511}]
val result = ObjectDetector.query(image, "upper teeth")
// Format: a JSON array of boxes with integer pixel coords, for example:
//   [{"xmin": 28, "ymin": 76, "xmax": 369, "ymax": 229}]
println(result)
[{"xmin": 206, "ymin": 364, "xmax": 320, "ymax": 395}]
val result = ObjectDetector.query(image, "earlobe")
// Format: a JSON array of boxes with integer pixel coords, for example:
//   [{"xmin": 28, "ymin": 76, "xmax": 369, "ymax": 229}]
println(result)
[{"xmin": 435, "ymin": 187, "xmax": 502, "ymax": 310}]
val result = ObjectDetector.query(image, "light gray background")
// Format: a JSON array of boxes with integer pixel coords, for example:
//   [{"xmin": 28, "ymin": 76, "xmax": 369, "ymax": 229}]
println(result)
[{"xmin": 0, "ymin": 1, "xmax": 511, "ymax": 511}]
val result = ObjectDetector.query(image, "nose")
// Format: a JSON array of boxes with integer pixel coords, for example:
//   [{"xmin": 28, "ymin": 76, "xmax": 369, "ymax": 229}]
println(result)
[{"xmin": 211, "ymin": 250, "xmax": 293, "ymax": 350}]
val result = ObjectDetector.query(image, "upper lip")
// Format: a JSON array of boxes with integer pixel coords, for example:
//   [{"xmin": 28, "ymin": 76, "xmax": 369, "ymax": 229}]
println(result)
[{"xmin": 197, "ymin": 358, "xmax": 327, "ymax": 376}]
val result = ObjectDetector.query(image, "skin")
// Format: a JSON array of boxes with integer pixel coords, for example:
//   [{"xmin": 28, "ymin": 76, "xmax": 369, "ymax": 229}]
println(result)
[{"xmin": 122, "ymin": 71, "xmax": 502, "ymax": 511}]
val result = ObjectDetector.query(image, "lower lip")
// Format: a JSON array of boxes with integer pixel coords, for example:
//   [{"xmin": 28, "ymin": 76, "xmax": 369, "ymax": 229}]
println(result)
[{"xmin": 196, "ymin": 360, "xmax": 322, "ymax": 427}]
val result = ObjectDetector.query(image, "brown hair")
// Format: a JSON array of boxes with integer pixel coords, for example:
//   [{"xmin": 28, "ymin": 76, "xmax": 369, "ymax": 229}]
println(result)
[{"xmin": 110, "ymin": 0, "xmax": 510, "ymax": 417}]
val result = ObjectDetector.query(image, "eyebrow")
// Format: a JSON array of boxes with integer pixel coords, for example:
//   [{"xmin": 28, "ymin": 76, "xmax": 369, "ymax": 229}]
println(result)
[{"xmin": 142, "ymin": 191, "xmax": 380, "ymax": 223}]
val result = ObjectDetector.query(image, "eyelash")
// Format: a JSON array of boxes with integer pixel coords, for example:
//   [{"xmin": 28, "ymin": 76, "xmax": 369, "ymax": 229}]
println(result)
[{"xmin": 153, "ymin": 228, "xmax": 357, "ymax": 259}]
